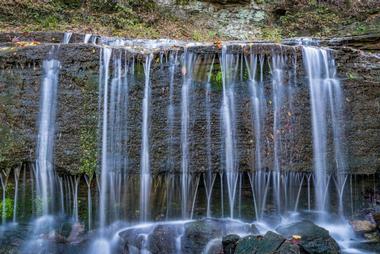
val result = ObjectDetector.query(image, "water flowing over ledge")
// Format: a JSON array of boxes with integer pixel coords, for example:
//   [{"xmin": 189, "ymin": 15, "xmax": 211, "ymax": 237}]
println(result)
[{"xmin": 0, "ymin": 32, "xmax": 379, "ymax": 254}]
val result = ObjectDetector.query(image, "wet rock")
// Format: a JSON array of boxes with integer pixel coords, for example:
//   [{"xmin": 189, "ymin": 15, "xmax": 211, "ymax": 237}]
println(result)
[
  {"xmin": 276, "ymin": 240, "xmax": 302, "ymax": 254},
  {"xmin": 119, "ymin": 226, "xmax": 153, "ymax": 251},
  {"xmin": 372, "ymin": 213, "xmax": 380, "ymax": 228},
  {"xmin": 364, "ymin": 231, "xmax": 380, "ymax": 242},
  {"xmin": 147, "ymin": 224, "xmax": 179, "ymax": 254},
  {"xmin": 67, "ymin": 223, "xmax": 85, "ymax": 243},
  {"xmin": 234, "ymin": 235, "xmax": 262, "ymax": 254},
  {"xmin": 351, "ymin": 220, "xmax": 376, "ymax": 233},
  {"xmin": 222, "ymin": 234, "xmax": 240, "ymax": 254},
  {"xmin": 181, "ymin": 219, "xmax": 224, "ymax": 254},
  {"xmin": 276, "ymin": 220, "xmax": 340, "ymax": 254},
  {"xmin": 204, "ymin": 239, "xmax": 223, "ymax": 254},
  {"xmin": 181, "ymin": 218, "xmax": 256, "ymax": 254},
  {"xmin": 234, "ymin": 231, "xmax": 285, "ymax": 254}
]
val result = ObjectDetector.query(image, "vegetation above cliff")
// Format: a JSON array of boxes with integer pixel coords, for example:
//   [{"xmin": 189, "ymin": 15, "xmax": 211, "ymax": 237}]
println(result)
[
  {"xmin": 0, "ymin": 0, "xmax": 220, "ymax": 40},
  {"xmin": 273, "ymin": 0, "xmax": 379, "ymax": 38},
  {"xmin": 0, "ymin": 0, "xmax": 379, "ymax": 41}
]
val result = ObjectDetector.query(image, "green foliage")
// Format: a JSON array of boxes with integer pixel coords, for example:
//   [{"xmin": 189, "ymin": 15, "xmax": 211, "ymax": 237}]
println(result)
[
  {"xmin": 175, "ymin": 0, "xmax": 193, "ymax": 5},
  {"xmin": 40, "ymin": 15, "xmax": 60, "ymax": 29},
  {"xmin": 89, "ymin": 0, "xmax": 119, "ymax": 12},
  {"xmin": 0, "ymin": 198, "xmax": 14, "ymax": 220},
  {"xmin": 58, "ymin": 0, "xmax": 82, "ymax": 8},
  {"xmin": 192, "ymin": 31, "xmax": 203, "ymax": 42},
  {"xmin": 191, "ymin": 30, "xmax": 218, "ymax": 42},
  {"xmin": 0, "ymin": 0, "xmax": 163, "ymax": 38},
  {"xmin": 261, "ymin": 27, "xmax": 282, "ymax": 42}
]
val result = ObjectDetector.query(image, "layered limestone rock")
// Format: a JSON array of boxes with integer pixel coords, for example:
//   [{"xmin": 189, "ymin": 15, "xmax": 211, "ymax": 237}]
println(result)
[{"xmin": 0, "ymin": 32, "xmax": 378, "ymax": 175}]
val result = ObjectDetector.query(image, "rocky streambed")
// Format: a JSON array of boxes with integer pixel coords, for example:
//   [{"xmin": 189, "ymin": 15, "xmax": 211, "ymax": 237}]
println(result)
[{"xmin": 118, "ymin": 218, "xmax": 341, "ymax": 254}]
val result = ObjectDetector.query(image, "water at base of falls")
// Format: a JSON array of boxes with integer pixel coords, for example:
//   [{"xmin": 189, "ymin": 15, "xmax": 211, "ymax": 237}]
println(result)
[{"xmin": 1, "ymin": 35, "xmax": 376, "ymax": 254}]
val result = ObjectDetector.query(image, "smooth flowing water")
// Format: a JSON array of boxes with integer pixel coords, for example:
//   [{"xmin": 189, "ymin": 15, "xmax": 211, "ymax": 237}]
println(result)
[
  {"xmin": 140, "ymin": 54, "xmax": 153, "ymax": 222},
  {"xmin": 220, "ymin": 45, "xmax": 239, "ymax": 218},
  {"xmin": 99, "ymin": 47, "xmax": 112, "ymax": 230},
  {"xmin": 303, "ymin": 46, "xmax": 347, "ymax": 219},
  {"xmin": 35, "ymin": 58, "xmax": 60, "ymax": 216}
]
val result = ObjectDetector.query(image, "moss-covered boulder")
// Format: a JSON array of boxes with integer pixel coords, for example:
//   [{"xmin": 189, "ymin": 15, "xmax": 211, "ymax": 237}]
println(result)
[{"xmin": 276, "ymin": 220, "xmax": 340, "ymax": 254}]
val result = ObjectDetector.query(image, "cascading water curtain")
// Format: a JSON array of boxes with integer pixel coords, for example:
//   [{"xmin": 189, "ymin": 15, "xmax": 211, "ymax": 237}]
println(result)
[
  {"xmin": 302, "ymin": 46, "xmax": 347, "ymax": 220},
  {"xmin": 35, "ymin": 58, "xmax": 61, "ymax": 216},
  {"xmin": 220, "ymin": 45, "xmax": 239, "ymax": 218}
]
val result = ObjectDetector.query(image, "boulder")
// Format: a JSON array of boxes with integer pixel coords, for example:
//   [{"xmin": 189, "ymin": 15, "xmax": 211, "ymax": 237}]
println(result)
[
  {"xmin": 119, "ymin": 224, "xmax": 181, "ymax": 254},
  {"xmin": 373, "ymin": 213, "xmax": 380, "ymax": 231},
  {"xmin": 276, "ymin": 220, "xmax": 340, "ymax": 254},
  {"xmin": 181, "ymin": 218, "xmax": 257, "ymax": 254},
  {"xmin": 181, "ymin": 219, "xmax": 225, "ymax": 254},
  {"xmin": 204, "ymin": 239, "xmax": 223, "ymax": 254},
  {"xmin": 222, "ymin": 234, "xmax": 240, "ymax": 254},
  {"xmin": 351, "ymin": 220, "xmax": 376, "ymax": 233},
  {"xmin": 276, "ymin": 240, "xmax": 302, "ymax": 254},
  {"xmin": 147, "ymin": 224, "xmax": 179, "ymax": 254},
  {"xmin": 67, "ymin": 223, "xmax": 85, "ymax": 243},
  {"xmin": 119, "ymin": 226, "xmax": 153, "ymax": 251},
  {"xmin": 364, "ymin": 232, "xmax": 380, "ymax": 242},
  {"xmin": 234, "ymin": 235, "xmax": 262, "ymax": 254},
  {"xmin": 234, "ymin": 231, "xmax": 285, "ymax": 254}
]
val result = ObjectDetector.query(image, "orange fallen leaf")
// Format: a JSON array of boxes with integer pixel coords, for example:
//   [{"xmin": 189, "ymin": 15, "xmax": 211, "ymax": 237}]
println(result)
[{"xmin": 214, "ymin": 40, "xmax": 222, "ymax": 49}]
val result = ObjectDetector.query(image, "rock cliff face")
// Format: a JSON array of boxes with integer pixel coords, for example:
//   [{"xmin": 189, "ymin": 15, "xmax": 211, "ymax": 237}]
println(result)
[
  {"xmin": 0, "ymin": 32, "xmax": 378, "ymax": 175},
  {"xmin": 155, "ymin": 0, "xmax": 267, "ymax": 39}
]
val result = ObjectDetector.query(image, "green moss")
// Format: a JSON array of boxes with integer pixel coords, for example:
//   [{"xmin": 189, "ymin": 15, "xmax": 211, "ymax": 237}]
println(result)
[
  {"xmin": 260, "ymin": 27, "xmax": 282, "ymax": 42},
  {"xmin": 77, "ymin": 76, "xmax": 98, "ymax": 180},
  {"xmin": 0, "ymin": 198, "xmax": 13, "ymax": 220},
  {"xmin": 33, "ymin": 196, "xmax": 43, "ymax": 215},
  {"xmin": 191, "ymin": 30, "xmax": 219, "ymax": 42},
  {"xmin": 79, "ymin": 128, "xmax": 97, "ymax": 180},
  {"xmin": 210, "ymin": 70, "xmax": 223, "ymax": 91},
  {"xmin": 346, "ymin": 71, "xmax": 361, "ymax": 80}
]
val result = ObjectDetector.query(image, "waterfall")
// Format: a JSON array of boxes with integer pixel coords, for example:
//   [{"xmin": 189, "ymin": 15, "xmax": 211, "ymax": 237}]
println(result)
[
  {"xmin": 0, "ymin": 172, "xmax": 7, "ymax": 224},
  {"xmin": 99, "ymin": 46, "xmax": 132, "ymax": 227},
  {"xmin": 63, "ymin": 32, "xmax": 72, "ymax": 44},
  {"xmin": 99, "ymin": 47, "xmax": 112, "ymax": 229},
  {"xmin": 220, "ymin": 45, "xmax": 239, "ymax": 218},
  {"xmin": 12, "ymin": 167, "xmax": 20, "ymax": 223},
  {"xmin": 167, "ymin": 51, "xmax": 178, "ymax": 174},
  {"xmin": 271, "ymin": 52, "xmax": 286, "ymax": 214},
  {"xmin": 84, "ymin": 175, "xmax": 93, "ymax": 230},
  {"xmin": 180, "ymin": 50, "xmax": 195, "ymax": 218},
  {"xmin": 140, "ymin": 54, "xmax": 153, "ymax": 222},
  {"xmin": 245, "ymin": 52, "xmax": 267, "ymax": 220},
  {"xmin": 302, "ymin": 46, "xmax": 347, "ymax": 218},
  {"xmin": 35, "ymin": 58, "xmax": 60, "ymax": 216},
  {"xmin": 84, "ymin": 34, "xmax": 92, "ymax": 44},
  {"xmin": 72, "ymin": 176, "xmax": 80, "ymax": 222},
  {"xmin": 205, "ymin": 56, "xmax": 215, "ymax": 218}
]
